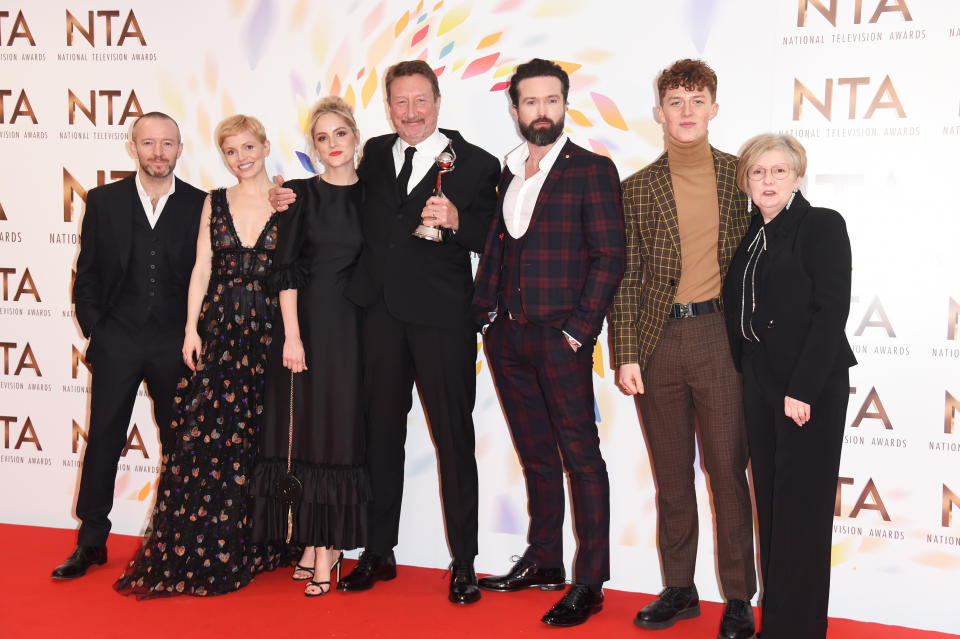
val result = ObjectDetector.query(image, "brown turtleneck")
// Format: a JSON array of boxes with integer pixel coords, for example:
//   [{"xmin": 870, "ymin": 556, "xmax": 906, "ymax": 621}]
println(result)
[{"xmin": 666, "ymin": 134, "xmax": 721, "ymax": 304}]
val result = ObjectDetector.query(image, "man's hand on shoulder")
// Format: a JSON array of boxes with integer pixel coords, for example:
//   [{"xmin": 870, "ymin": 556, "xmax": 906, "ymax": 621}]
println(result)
[
  {"xmin": 617, "ymin": 363, "xmax": 644, "ymax": 395},
  {"xmin": 269, "ymin": 175, "xmax": 296, "ymax": 212}
]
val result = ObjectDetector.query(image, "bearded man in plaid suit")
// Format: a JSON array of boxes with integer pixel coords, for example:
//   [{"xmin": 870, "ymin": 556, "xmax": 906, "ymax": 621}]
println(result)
[
  {"xmin": 609, "ymin": 59, "xmax": 756, "ymax": 639},
  {"xmin": 472, "ymin": 58, "xmax": 624, "ymax": 627}
]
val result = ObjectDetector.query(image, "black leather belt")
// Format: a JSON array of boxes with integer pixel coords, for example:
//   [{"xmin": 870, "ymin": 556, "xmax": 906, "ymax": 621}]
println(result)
[{"xmin": 669, "ymin": 298, "xmax": 720, "ymax": 319}]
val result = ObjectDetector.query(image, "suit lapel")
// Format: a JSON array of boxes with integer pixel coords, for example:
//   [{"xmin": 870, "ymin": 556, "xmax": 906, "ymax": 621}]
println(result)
[
  {"xmin": 649, "ymin": 153, "xmax": 681, "ymax": 258},
  {"xmin": 116, "ymin": 176, "xmax": 140, "ymax": 274},
  {"xmin": 713, "ymin": 147, "xmax": 736, "ymax": 253},
  {"xmin": 528, "ymin": 138, "xmax": 574, "ymax": 231}
]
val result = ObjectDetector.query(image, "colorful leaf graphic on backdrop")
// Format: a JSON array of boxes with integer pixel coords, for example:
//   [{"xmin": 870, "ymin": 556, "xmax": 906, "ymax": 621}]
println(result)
[
  {"xmin": 330, "ymin": 75, "xmax": 341, "ymax": 96},
  {"xmin": 412, "ymin": 24, "xmax": 429, "ymax": 47},
  {"xmin": 362, "ymin": 2, "xmax": 384, "ymax": 37},
  {"xmin": 434, "ymin": 66, "xmax": 446, "ymax": 76},
  {"xmin": 434, "ymin": 1, "xmax": 444, "ymax": 11},
  {"xmin": 204, "ymin": 55, "xmax": 217, "ymax": 93},
  {"xmin": 492, "ymin": 0, "xmax": 523, "ymax": 11},
  {"xmin": 367, "ymin": 22, "xmax": 395, "ymax": 69},
  {"xmin": 361, "ymin": 68, "xmax": 379, "ymax": 107},
  {"xmin": 493, "ymin": 60, "xmax": 518, "ymax": 78},
  {"xmin": 686, "ymin": 0, "xmax": 720, "ymax": 53},
  {"xmin": 462, "ymin": 52, "xmax": 499, "ymax": 79},
  {"xmin": 532, "ymin": 0, "xmax": 580, "ymax": 17},
  {"xmin": 244, "ymin": 0, "xmax": 276, "ymax": 69},
  {"xmin": 590, "ymin": 92, "xmax": 628, "ymax": 130},
  {"xmin": 160, "ymin": 75, "xmax": 186, "ymax": 121},
  {"xmin": 440, "ymin": 41, "xmax": 454, "ymax": 58},
  {"xmin": 477, "ymin": 32, "xmax": 501, "ymax": 48},
  {"xmin": 452, "ymin": 58, "xmax": 465, "ymax": 72},
  {"xmin": 495, "ymin": 494, "xmax": 523, "ymax": 534},
  {"xmin": 295, "ymin": 151, "xmax": 316, "ymax": 174},
  {"xmin": 395, "ymin": 11, "xmax": 409, "ymax": 36},
  {"xmin": 438, "ymin": 3, "xmax": 471, "ymax": 36},
  {"xmin": 588, "ymin": 138, "xmax": 611, "ymax": 158},
  {"xmin": 344, "ymin": 85, "xmax": 356, "ymax": 108},
  {"xmin": 136, "ymin": 481, "xmax": 152, "ymax": 501},
  {"xmin": 592, "ymin": 342, "xmax": 604, "ymax": 378},
  {"xmin": 554, "ymin": 60, "xmax": 582, "ymax": 75},
  {"xmin": 567, "ymin": 108, "xmax": 592, "ymax": 127},
  {"xmin": 289, "ymin": 0, "xmax": 309, "ymax": 30},
  {"xmin": 196, "ymin": 106, "xmax": 211, "ymax": 150},
  {"xmin": 311, "ymin": 22, "xmax": 329, "ymax": 65},
  {"xmin": 490, "ymin": 81, "xmax": 509, "ymax": 92},
  {"xmin": 417, "ymin": 12, "xmax": 428, "ymax": 24}
]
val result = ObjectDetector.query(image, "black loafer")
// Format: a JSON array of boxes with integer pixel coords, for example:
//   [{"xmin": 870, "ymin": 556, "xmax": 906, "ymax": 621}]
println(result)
[
  {"xmin": 541, "ymin": 583, "xmax": 603, "ymax": 627},
  {"xmin": 634, "ymin": 585, "xmax": 700, "ymax": 629},
  {"xmin": 336, "ymin": 550, "xmax": 397, "ymax": 591},
  {"xmin": 478, "ymin": 556, "xmax": 566, "ymax": 592},
  {"xmin": 51, "ymin": 545, "xmax": 107, "ymax": 580},
  {"xmin": 449, "ymin": 561, "xmax": 481, "ymax": 604},
  {"xmin": 719, "ymin": 598, "xmax": 756, "ymax": 639}
]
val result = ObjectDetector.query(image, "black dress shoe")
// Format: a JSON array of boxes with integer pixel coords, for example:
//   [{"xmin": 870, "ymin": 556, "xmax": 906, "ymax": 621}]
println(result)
[
  {"xmin": 449, "ymin": 561, "xmax": 481, "ymax": 604},
  {"xmin": 51, "ymin": 545, "xmax": 107, "ymax": 580},
  {"xmin": 336, "ymin": 550, "xmax": 397, "ymax": 591},
  {"xmin": 541, "ymin": 583, "xmax": 604, "ymax": 627},
  {"xmin": 478, "ymin": 556, "xmax": 566, "ymax": 592},
  {"xmin": 718, "ymin": 598, "xmax": 756, "ymax": 639},
  {"xmin": 634, "ymin": 585, "xmax": 700, "ymax": 629}
]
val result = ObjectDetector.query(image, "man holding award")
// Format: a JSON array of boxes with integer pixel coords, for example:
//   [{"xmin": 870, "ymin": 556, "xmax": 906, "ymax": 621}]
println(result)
[{"xmin": 336, "ymin": 60, "xmax": 500, "ymax": 604}]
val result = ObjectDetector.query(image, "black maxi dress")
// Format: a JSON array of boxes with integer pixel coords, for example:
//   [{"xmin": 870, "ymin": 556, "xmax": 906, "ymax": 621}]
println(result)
[
  {"xmin": 251, "ymin": 177, "xmax": 368, "ymax": 550},
  {"xmin": 114, "ymin": 188, "xmax": 283, "ymax": 597}
]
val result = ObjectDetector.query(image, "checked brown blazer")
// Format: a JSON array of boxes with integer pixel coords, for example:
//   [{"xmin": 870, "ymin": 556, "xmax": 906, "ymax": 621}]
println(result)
[{"xmin": 609, "ymin": 147, "xmax": 749, "ymax": 369}]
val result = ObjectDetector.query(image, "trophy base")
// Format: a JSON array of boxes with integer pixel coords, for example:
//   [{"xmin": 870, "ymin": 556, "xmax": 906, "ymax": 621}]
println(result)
[{"xmin": 412, "ymin": 224, "xmax": 445, "ymax": 243}]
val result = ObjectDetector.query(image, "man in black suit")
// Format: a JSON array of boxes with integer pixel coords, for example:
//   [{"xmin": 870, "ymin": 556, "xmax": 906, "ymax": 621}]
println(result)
[
  {"xmin": 335, "ymin": 60, "xmax": 500, "ymax": 604},
  {"xmin": 51, "ymin": 112, "xmax": 206, "ymax": 579}
]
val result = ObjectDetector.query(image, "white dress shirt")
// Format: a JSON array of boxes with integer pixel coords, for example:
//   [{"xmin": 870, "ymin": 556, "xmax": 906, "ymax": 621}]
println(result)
[
  {"xmin": 392, "ymin": 129, "xmax": 450, "ymax": 195},
  {"xmin": 134, "ymin": 172, "xmax": 176, "ymax": 228},
  {"xmin": 502, "ymin": 133, "xmax": 568, "ymax": 238}
]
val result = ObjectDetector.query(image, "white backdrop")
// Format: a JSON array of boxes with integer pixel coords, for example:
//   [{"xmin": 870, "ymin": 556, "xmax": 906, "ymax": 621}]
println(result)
[{"xmin": 1, "ymin": 1, "xmax": 958, "ymax": 633}]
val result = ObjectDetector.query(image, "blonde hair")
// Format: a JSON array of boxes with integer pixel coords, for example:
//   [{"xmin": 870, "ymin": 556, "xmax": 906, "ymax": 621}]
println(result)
[
  {"xmin": 307, "ymin": 96, "xmax": 360, "ymax": 166},
  {"xmin": 214, "ymin": 114, "xmax": 267, "ymax": 149},
  {"xmin": 736, "ymin": 133, "xmax": 807, "ymax": 193}
]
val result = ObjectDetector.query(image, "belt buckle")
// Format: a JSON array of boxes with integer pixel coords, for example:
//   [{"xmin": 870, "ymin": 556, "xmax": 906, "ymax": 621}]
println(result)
[{"xmin": 677, "ymin": 302, "xmax": 694, "ymax": 318}]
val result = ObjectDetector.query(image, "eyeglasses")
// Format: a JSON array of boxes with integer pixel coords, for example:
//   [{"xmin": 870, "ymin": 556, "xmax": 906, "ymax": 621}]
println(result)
[{"xmin": 746, "ymin": 165, "xmax": 793, "ymax": 181}]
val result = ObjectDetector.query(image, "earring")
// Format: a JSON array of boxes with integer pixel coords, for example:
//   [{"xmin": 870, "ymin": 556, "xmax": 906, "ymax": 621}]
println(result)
[
  {"xmin": 747, "ymin": 199, "xmax": 752, "ymax": 213},
  {"xmin": 786, "ymin": 189, "xmax": 797, "ymax": 209}
]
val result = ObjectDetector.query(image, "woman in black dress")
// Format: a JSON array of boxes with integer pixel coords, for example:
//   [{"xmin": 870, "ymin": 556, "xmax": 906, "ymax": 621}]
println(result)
[
  {"xmin": 252, "ymin": 96, "xmax": 368, "ymax": 597},
  {"xmin": 722, "ymin": 133, "xmax": 856, "ymax": 638},
  {"xmin": 115, "ymin": 115, "xmax": 283, "ymax": 597}
]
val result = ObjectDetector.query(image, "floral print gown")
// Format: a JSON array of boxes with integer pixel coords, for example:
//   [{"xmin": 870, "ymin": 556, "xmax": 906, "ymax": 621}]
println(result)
[{"xmin": 114, "ymin": 188, "xmax": 283, "ymax": 597}]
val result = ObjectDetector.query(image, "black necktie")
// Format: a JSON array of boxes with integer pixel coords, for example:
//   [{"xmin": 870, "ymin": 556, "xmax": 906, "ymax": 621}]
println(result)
[{"xmin": 397, "ymin": 146, "xmax": 416, "ymax": 197}]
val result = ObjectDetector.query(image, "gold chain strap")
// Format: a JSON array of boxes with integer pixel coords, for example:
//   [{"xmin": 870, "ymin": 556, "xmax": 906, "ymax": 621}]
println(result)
[{"xmin": 285, "ymin": 369, "xmax": 294, "ymax": 543}]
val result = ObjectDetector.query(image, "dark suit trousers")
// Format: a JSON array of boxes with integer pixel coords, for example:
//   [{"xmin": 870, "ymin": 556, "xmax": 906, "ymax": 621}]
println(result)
[
  {"xmin": 362, "ymin": 298, "xmax": 479, "ymax": 561},
  {"xmin": 486, "ymin": 318, "xmax": 610, "ymax": 584},
  {"xmin": 743, "ymin": 351, "xmax": 847, "ymax": 639},
  {"xmin": 639, "ymin": 311, "xmax": 756, "ymax": 599},
  {"xmin": 75, "ymin": 317, "xmax": 183, "ymax": 546}
]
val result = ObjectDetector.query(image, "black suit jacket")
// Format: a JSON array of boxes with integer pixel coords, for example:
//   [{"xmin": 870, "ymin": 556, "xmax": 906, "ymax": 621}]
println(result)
[
  {"xmin": 73, "ymin": 174, "xmax": 205, "ymax": 339},
  {"xmin": 722, "ymin": 192, "xmax": 856, "ymax": 405},
  {"xmin": 346, "ymin": 128, "xmax": 500, "ymax": 328}
]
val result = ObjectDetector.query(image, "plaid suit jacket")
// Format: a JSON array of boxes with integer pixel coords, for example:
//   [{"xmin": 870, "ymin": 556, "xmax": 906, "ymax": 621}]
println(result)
[
  {"xmin": 472, "ymin": 139, "xmax": 625, "ymax": 345},
  {"xmin": 609, "ymin": 146, "xmax": 749, "ymax": 369}
]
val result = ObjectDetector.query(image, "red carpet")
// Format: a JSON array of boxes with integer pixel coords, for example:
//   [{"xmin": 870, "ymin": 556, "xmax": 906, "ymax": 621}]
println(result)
[{"xmin": 0, "ymin": 523, "xmax": 953, "ymax": 639}]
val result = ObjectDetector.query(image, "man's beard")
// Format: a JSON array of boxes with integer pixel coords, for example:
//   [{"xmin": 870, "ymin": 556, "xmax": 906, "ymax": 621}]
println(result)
[
  {"xmin": 140, "ymin": 159, "xmax": 175, "ymax": 178},
  {"xmin": 519, "ymin": 116, "xmax": 564, "ymax": 146}
]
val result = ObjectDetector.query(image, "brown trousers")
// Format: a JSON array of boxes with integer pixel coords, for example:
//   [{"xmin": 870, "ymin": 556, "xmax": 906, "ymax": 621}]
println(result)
[{"xmin": 639, "ymin": 311, "xmax": 756, "ymax": 600}]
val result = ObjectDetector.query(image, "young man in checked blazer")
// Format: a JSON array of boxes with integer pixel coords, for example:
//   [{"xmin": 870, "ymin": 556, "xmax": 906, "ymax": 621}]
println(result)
[
  {"xmin": 609, "ymin": 59, "xmax": 756, "ymax": 639},
  {"xmin": 472, "ymin": 58, "xmax": 624, "ymax": 627}
]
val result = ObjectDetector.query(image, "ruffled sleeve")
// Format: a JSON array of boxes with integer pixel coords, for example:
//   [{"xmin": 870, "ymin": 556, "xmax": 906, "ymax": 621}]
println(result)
[{"xmin": 268, "ymin": 179, "xmax": 310, "ymax": 292}]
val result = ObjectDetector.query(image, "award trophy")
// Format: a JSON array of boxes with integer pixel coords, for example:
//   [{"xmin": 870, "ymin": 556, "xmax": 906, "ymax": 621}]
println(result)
[{"xmin": 411, "ymin": 142, "xmax": 456, "ymax": 243}]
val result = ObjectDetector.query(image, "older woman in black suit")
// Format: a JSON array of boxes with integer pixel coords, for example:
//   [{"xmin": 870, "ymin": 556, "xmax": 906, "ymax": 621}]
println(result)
[{"xmin": 722, "ymin": 133, "xmax": 856, "ymax": 639}]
